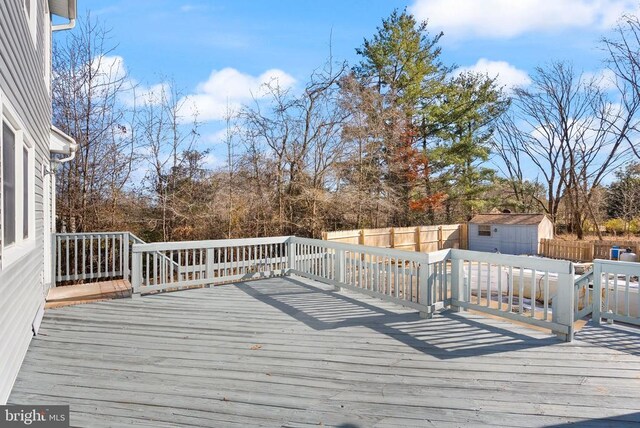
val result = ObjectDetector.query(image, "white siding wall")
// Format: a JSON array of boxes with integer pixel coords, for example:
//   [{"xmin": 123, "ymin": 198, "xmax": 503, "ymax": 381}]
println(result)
[
  {"xmin": 469, "ymin": 223, "xmax": 540, "ymax": 255},
  {"xmin": 0, "ymin": 0, "xmax": 51, "ymax": 404}
]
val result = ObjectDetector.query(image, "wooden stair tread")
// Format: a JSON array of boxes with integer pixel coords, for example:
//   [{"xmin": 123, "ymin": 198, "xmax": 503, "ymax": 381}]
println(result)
[{"xmin": 46, "ymin": 279, "xmax": 131, "ymax": 309}]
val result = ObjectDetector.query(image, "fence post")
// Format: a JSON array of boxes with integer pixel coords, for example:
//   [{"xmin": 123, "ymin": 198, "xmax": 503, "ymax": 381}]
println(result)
[
  {"xmin": 335, "ymin": 248, "xmax": 345, "ymax": 291},
  {"xmin": 415, "ymin": 226, "xmax": 421, "ymax": 252},
  {"xmin": 437, "ymin": 226, "xmax": 443, "ymax": 250},
  {"xmin": 552, "ymin": 264, "xmax": 575, "ymax": 342},
  {"xmin": 450, "ymin": 253, "xmax": 464, "ymax": 312},
  {"xmin": 123, "ymin": 233, "xmax": 130, "ymax": 282},
  {"xmin": 459, "ymin": 224, "xmax": 468, "ymax": 250},
  {"xmin": 390, "ymin": 227, "xmax": 395, "ymax": 249},
  {"xmin": 358, "ymin": 229, "xmax": 365, "ymax": 246},
  {"xmin": 287, "ymin": 238, "xmax": 295, "ymax": 274},
  {"xmin": 418, "ymin": 256, "xmax": 431, "ymax": 319},
  {"xmin": 206, "ymin": 247, "xmax": 215, "ymax": 286},
  {"xmin": 131, "ymin": 248, "xmax": 141, "ymax": 298}
]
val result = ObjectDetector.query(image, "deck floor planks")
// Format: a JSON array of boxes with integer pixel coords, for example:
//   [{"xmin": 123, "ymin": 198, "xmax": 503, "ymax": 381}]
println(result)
[{"xmin": 9, "ymin": 276, "xmax": 640, "ymax": 427}]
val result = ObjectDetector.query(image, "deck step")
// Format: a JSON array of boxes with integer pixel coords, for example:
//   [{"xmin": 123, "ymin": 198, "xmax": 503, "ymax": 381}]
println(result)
[{"xmin": 46, "ymin": 280, "xmax": 131, "ymax": 309}]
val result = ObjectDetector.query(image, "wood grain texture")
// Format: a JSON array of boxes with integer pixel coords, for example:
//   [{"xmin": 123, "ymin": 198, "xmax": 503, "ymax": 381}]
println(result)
[{"xmin": 9, "ymin": 276, "xmax": 640, "ymax": 427}]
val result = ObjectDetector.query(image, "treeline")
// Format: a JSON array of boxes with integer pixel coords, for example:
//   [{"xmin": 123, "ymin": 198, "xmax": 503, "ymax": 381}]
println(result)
[{"xmin": 53, "ymin": 10, "xmax": 640, "ymax": 242}]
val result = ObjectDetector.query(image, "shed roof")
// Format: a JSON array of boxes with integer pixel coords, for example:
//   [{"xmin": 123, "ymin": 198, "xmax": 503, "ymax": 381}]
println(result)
[{"xmin": 469, "ymin": 213, "xmax": 547, "ymax": 225}]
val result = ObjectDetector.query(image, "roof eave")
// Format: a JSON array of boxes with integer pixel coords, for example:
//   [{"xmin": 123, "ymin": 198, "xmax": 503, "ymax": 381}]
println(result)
[{"xmin": 49, "ymin": 0, "xmax": 77, "ymax": 20}]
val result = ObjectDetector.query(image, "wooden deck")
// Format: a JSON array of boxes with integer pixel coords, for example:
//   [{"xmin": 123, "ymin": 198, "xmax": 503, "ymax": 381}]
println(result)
[
  {"xmin": 45, "ymin": 279, "xmax": 132, "ymax": 309},
  {"xmin": 9, "ymin": 276, "xmax": 640, "ymax": 427}
]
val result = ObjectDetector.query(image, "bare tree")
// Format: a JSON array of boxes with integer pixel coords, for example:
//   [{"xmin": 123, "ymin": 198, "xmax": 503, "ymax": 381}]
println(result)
[
  {"xmin": 53, "ymin": 13, "xmax": 133, "ymax": 231},
  {"xmin": 239, "ymin": 61, "xmax": 348, "ymax": 237},
  {"xmin": 603, "ymin": 14, "xmax": 640, "ymax": 159},
  {"xmin": 494, "ymin": 62, "xmax": 636, "ymax": 238},
  {"xmin": 137, "ymin": 80, "xmax": 200, "ymax": 241}
]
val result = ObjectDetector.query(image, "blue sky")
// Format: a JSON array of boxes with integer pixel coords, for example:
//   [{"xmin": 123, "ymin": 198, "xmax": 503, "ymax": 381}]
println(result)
[{"xmin": 57, "ymin": 0, "xmax": 640, "ymax": 166}]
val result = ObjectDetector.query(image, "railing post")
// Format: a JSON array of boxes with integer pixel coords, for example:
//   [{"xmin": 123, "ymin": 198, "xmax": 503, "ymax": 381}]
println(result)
[
  {"xmin": 123, "ymin": 233, "xmax": 130, "ymax": 282},
  {"xmin": 418, "ymin": 256, "xmax": 431, "ymax": 319},
  {"xmin": 450, "ymin": 252, "xmax": 464, "ymax": 312},
  {"xmin": 131, "ymin": 248, "xmax": 142, "ymax": 298},
  {"xmin": 335, "ymin": 248, "xmax": 345, "ymax": 290},
  {"xmin": 592, "ymin": 261, "xmax": 602, "ymax": 324},
  {"xmin": 206, "ymin": 247, "xmax": 215, "ymax": 286},
  {"xmin": 51, "ymin": 234, "xmax": 57, "ymax": 287},
  {"xmin": 287, "ymin": 238, "xmax": 295, "ymax": 275},
  {"xmin": 552, "ymin": 264, "xmax": 575, "ymax": 342}
]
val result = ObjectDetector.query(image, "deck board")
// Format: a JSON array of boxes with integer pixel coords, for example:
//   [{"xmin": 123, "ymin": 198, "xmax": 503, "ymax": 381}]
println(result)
[{"xmin": 9, "ymin": 276, "xmax": 640, "ymax": 427}]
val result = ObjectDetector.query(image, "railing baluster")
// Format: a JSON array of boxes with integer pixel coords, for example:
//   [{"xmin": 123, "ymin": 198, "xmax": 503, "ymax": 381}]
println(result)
[
  {"xmin": 89, "ymin": 235, "xmax": 94, "ymax": 280},
  {"xmin": 112, "ymin": 234, "xmax": 116, "ymax": 277},
  {"xmin": 543, "ymin": 272, "xmax": 549, "ymax": 320},
  {"xmin": 518, "ymin": 267, "xmax": 524, "ymax": 314},
  {"xmin": 507, "ymin": 266, "xmax": 513, "ymax": 313},
  {"xmin": 476, "ymin": 261, "xmax": 481, "ymax": 305},
  {"xmin": 145, "ymin": 253, "xmax": 150, "ymax": 287},
  {"xmin": 486, "ymin": 263, "xmax": 491, "ymax": 307},
  {"xmin": 57, "ymin": 236, "xmax": 61, "ymax": 282},
  {"xmin": 65, "ymin": 236, "xmax": 70, "ymax": 281},
  {"xmin": 531, "ymin": 269, "xmax": 536, "ymax": 318},
  {"xmin": 81, "ymin": 236, "xmax": 86, "ymax": 280}
]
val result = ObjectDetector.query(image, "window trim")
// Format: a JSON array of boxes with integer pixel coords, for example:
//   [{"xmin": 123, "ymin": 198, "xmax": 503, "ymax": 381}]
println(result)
[
  {"xmin": 478, "ymin": 224, "xmax": 492, "ymax": 237},
  {"xmin": 23, "ymin": 0, "xmax": 38, "ymax": 46},
  {"xmin": 1, "ymin": 94, "xmax": 36, "ymax": 269}
]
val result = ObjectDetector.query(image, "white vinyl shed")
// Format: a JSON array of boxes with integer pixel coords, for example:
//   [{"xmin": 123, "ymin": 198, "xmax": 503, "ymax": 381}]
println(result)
[{"xmin": 468, "ymin": 213, "xmax": 554, "ymax": 255}]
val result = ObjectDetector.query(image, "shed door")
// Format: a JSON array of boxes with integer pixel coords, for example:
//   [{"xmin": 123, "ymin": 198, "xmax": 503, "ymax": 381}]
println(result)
[{"xmin": 499, "ymin": 226, "xmax": 536, "ymax": 255}]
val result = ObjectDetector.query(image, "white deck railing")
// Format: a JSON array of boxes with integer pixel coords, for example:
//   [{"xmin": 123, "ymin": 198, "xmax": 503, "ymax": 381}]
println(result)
[
  {"xmin": 54, "ymin": 232, "xmax": 131, "ymax": 283},
  {"xmin": 593, "ymin": 259, "xmax": 640, "ymax": 327},
  {"xmin": 53, "ymin": 232, "xmax": 178, "ymax": 285},
  {"xmin": 448, "ymin": 249, "xmax": 576, "ymax": 341},
  {"xmin": 131, "ymin": 237, "xmax": 290, "ymax": 294},
  {"xmin": 289, "ymin": 237, "xmax": 450, "ymax": 317},
  {"xmin": 57, "ymin": 233, "xmax": 640, "ymax": 342}
]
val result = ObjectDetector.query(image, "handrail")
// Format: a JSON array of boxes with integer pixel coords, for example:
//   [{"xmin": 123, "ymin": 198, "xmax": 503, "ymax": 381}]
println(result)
[
  {"xmin": 129, "ymin": 232, "xmax": 180, "ymax": 273},
  {"xmin": 291, "ymin": 236, "xmax": 431, "ymax": 262},
  {"xmin": 132, "ymin": 236, "xmax": 291, "ymax": 252}
]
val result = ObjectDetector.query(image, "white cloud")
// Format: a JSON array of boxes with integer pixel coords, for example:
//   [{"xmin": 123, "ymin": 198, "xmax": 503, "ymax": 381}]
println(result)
[
  {"xmin": 181, "ymin": 67, "xmax": 296, "ymax": 122},
  {"xmin": 202, "ymin": 153, "xmax": 224, "ymax": 169},
  {"xmin": 410, "ymin": 0, "xmax": 639, "ymax": 39},
  {"xmin": 90, "ymin": 55, "xmax": 171, "ymax": 107},
  {"xmin": 581, "ymin": 69, "xmax": 618, "ymax": 91},
  {"xmin": 455, "ymin": 59, "xmax": 531, "ymax": 89},
  {"xmin": 92, "ymin": 55, "xmax": 127, "ymax": 87},
  {"xmin": 130, "ymin": 82, "xmax": 171, "ymax": 106}
]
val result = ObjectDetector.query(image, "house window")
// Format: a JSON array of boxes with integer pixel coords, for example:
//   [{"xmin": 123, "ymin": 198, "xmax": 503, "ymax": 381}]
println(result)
[
  {"xmin": 2, "ymin": 122, "xmax": 15, "ymax": 245},
  {"xmin": 23, "ymin": 146, "xmax": 29, "ymax": 238},
  {"xmin": 478, "ymin": 225, "xmax": 491, "ymax": 237},
  {"xmin": 1, "ymin": 102, "xmax": 35, "ymax": 268}
]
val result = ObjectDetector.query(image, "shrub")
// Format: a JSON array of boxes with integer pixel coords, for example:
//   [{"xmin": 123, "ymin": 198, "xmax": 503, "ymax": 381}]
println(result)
[{"xmin": 604, "ymin": 218, "xmax": 626, "ymax": 235}]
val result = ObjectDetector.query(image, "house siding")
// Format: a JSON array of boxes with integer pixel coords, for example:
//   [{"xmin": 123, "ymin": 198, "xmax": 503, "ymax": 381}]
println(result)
[{"xmin": 0, "ymin": 0, "xmax": 51, "ymax": 404}]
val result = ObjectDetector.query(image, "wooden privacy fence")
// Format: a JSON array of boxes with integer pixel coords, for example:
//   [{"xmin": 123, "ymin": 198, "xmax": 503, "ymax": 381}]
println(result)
[
  {"xmin": 540, "ymin": 239, "xmax": 640, "ymax": 262},
  {"xmin": 323, "ymin": 224, "xmax": 468, "ymax": 253}
]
